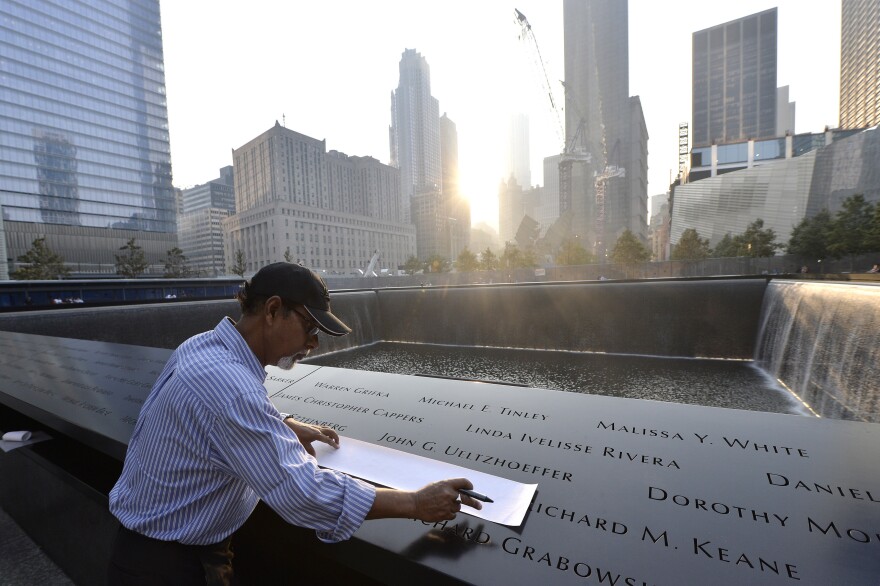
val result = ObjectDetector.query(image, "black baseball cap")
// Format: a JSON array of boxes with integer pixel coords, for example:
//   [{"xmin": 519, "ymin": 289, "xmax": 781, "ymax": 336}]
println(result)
[{"xmin": 249, "ymin": 262, "xmax": 351, "ymax": 336}]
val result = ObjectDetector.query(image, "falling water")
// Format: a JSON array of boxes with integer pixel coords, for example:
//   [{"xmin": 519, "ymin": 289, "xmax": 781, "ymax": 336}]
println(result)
[{"xmin": 754, "ymin": 280, "xmax": 880, "ymax": 422}]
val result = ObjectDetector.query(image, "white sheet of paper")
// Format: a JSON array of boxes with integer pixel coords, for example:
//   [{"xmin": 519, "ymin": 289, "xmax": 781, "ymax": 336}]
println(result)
[{"xmin": 313, "ymin": 437, "xmax": 537, "ymax": 526}]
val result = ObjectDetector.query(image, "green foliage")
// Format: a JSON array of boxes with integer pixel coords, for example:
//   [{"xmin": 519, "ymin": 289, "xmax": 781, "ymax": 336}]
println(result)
[
  {"xmin": 610, "ymin": 230, "xmax": 650, "ymax": 265},
  {"xmin": 827, "ymin": 194, "xmax": 874, "ymax": 261},
  {"xmin": 424, "ymin": 254, "xmax": 450, "ymax": 273},
  {"xmin": 455, "ymin": 247, "xmax": 480, "ymax": 272},
  {"xmin": 163, "ymin": 247, "xmax": 192, "ymax": 278},
  {"xmin": 868, "ymin": 203, "xmax": 880, "ymax": 252},
  {"xmin": 555, "ymin": 238, "xmax": 593, "ymax": 266},
  {"xmin": 672, "ymin": 228, "xmax": 711, "ymax": 261},
  {"xmin": 710, "ymin": 219, "xmax": 781, "ymax": 258},
  {"xmin": 11, "ymin": 237, "xmax": 70, "ymax": 280},
  {"xmin": 711, "ymin": 233, "xmax": 738, "ymax": 258},
  {"xmin": 403, "ymin": 255, "xmax": 423, "ymax": 276},
  {"xmin": 115, "ymin": 238, "xmax": 149, "ymax": 278},
  {"xmin": 500, "ymin": 242, "xmax": 522, "ymax": 269},
  {"xmin": 739, "ymin": 218, "xmax": 782, "ymax": 257},
  {"xmin": 229, "ymin": 249, "xmax": 246, "ymax": 277},
  {"xmin": 520, "ymin": 247, "xmax": 539, "ymax": 269},
  {"xmin": 787, "ymin": 210, "xmax": 832, "ymax": 261},
  {"xmin": 479, "ymin": 247, "xmax": 499, "ymax": 271}
]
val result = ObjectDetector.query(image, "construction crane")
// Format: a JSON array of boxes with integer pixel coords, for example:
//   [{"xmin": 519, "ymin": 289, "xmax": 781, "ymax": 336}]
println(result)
[
  {"xmin": 514, "ymin": 8, "xmax": 623, "ymax": 259},
  {"xmin": 514, "ymin": 9, "xmax": 590, "ymax": 218},
  {"xmin": 515, "ymin": 8, "xmax": 563, "ymax": 149}
]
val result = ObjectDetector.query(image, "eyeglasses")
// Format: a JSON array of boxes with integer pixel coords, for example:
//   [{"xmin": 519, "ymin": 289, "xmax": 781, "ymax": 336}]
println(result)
[{"xmin": 293, "ymin": 308, "xmax": 320, "ymax": 336}]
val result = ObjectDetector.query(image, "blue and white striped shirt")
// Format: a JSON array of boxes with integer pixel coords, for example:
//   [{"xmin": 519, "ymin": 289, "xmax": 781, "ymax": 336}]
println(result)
[{"xmin": 109, "ymin": 318, "xmax": 375, "ymax": 545}]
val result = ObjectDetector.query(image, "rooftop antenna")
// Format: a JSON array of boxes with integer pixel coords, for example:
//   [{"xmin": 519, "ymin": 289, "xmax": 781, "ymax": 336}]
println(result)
[{"xmin": 282, "ymin": 114, "xmax": 286, "ymax": 128}]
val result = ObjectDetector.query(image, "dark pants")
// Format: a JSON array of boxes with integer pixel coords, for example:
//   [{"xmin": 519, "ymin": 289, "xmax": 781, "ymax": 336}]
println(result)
[{"xmin": 107, "ymin": 524, "xmax": 236, "ymax": 585}]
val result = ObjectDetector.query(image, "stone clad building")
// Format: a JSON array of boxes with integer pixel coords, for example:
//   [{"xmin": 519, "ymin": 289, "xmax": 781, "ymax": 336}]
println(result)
[{"xmin": 224, "ymin": 122, "xmax": 414, "ymax": 276}]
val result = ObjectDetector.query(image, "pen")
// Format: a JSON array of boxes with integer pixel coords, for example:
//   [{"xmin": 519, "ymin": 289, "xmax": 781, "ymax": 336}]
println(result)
[{"xmin": 459, "ymin": 488, "xmax": 494, "ymax": 503}]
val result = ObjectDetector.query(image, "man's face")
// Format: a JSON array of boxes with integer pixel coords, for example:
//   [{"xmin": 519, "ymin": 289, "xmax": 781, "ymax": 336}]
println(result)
[{"xmin": 271, "ymin": 305, "xmax": 319, "ymax": 370}]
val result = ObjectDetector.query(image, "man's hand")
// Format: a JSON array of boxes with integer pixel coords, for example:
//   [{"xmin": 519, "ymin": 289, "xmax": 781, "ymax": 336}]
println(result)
[
  {"xmin": 283, "ymin": 418, "xmax": 339, "ymax": 457},
  {"xmin": 367, "ymin": 478, "xmax": 482, "ymax": 521}
]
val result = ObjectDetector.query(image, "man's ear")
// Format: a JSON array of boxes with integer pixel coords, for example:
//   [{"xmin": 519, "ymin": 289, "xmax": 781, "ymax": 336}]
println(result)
[{"xmin": 264, "ymin": 296, "xmax": 284, "ymax": 324}]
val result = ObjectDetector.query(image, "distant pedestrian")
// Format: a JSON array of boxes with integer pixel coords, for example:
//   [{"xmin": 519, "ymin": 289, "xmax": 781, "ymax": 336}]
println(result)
[
  {"xmin": 800, "ymin": 265, "xmax": 809, "ymax": 274},
  {"xmin": 869, "ymin": 263, "xmax": 879, "ymax": 274}
]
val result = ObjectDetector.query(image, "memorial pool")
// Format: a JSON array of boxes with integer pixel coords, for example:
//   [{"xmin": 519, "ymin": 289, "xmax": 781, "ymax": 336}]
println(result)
[{"xmin": 305, "ymin": 342, "xmax": 810, "ymax": 416}]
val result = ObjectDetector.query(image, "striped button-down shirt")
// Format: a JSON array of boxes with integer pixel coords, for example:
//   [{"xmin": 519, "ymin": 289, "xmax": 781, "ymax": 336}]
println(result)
[{"xmin": 109, "ymin": 318, "xmax": 375, "ymax": 545}]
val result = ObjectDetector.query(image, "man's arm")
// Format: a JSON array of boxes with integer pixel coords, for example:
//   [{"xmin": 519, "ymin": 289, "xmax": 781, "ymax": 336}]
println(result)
[{"xmin": 368, "ymin": 478, "xmax": 482, "ymax": 521}]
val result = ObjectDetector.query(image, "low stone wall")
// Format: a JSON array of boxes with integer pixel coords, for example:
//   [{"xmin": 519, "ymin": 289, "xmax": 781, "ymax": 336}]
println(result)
[{"xmin": 0, "ymin": 277, "xmax": 768, "ymax": 359}]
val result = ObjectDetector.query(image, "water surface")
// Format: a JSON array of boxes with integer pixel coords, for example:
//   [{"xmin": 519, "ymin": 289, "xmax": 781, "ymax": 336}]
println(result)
[{"xmin": 306, "ymin": 342, "xmax": 807, "ymax": 416}]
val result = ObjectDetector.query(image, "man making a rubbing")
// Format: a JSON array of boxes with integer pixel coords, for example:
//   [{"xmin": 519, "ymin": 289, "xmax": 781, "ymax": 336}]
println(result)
[{"xmin": 108, "ymin": 262, "xmax": 481, "ymax": 584}]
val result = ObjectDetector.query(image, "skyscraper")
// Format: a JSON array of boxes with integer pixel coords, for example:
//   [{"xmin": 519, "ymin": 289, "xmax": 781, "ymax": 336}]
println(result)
[
  {"xmin": 440, "ymin": 114, "xmax": 470, "ymax": 262},
  {"xmin": 505, "ymin": 113, "xmax": 532, "ymax": 189},
  {"xmin": 178, "ymin": 167, "xmax": 235, "ymax": 276},
  {"xmin": 563, "ymin": 0, "xmax": 647, "ymax": 259},
  {"xmin": 0, "ymin": 0, "xmax": 176, "ymax": 276},
  {"xmin": 390, "ymin": 49, "xmax": 441, "ymax": 228},
  {"xmin": 839, "ymin": 0, "xmax": 880, "ymax": 128},
  {"xmin": 692, "ymin": 8, "xmax": 779, "ymax": 147}
]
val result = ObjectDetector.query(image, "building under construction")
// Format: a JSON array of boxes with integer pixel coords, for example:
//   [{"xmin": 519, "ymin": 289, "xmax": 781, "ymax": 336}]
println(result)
[{"xmin": 562, "ymin": 0, "xmax": 648, "ymax": 260}]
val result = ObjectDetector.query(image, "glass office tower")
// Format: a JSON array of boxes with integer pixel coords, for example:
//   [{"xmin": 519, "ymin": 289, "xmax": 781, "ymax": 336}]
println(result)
[
  {"xmin": 0, "ymin": 0, "xmax": 175, "ymax": 275},
  {"xmin": 692, "ymin": 8, "xmax": 778, "ymax": 148}
]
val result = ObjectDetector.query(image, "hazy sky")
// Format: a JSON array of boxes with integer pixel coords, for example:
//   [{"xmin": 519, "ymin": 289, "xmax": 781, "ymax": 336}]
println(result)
[{"xmin": 161, "ymin": 1, "xmax": 841, "ymax": 229}]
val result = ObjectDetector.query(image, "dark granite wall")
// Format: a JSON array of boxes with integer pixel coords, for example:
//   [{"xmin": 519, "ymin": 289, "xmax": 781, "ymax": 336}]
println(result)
[{"xmin": 0, "ymin": 278, "xmax": 767, "ymax": 359}]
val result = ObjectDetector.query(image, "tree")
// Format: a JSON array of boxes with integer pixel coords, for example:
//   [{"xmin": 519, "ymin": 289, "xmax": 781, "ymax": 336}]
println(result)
[
  {"xmin": 827, "ymin": 194, "xmax": 874, "ymax": 267},
  {"xmin": 283, "ymin": 247, "xmax": 293, "ymax": 263},
  {"xmin": 424, "ymin": 254, "xmax": 450, "ymax": 273},
  {"xmin": 672, "ymin": 228, "xmax": 711, "ymax": 261},
  {"xmin": 739, "ymin": 218, "xmax": 782, "ymax": 257},
  {"xmin": 867, "ymin": 202, "xmax": 880, "ymax": 253},
  {"xmin": 500, "ymin": 242, "xmax": 523, "ymax": 270},
  {"xmin": 456, "ymin": 247, "xmax": 480, "ymax": 272},
  {"xmin": 229, "ymin": 249, "xmax": 246, "ymax": 277},
  {"xmin": 479, "ymin": 247, "xmax": 499, "ymax": 271},
  {"xmin": 116, "ymin": 238, "xmax": 149, "ymax": 278},
  {"xmin": 163, "ymin": 247, "xmax": 192, "ymax": 278},
  {"xmin": 712, "ymin": 233, "xmax": 739, "ymax": 258},
  {"xmin": 520, "ymin": 247, "xmax": 539, "ymax": 268},
  {"xmin": 11, "ymin": 237, "xmax": 70, "ymax": 280},
  {"xmin": 787, "ymin": 210, "xmax": 832, "ymax": 262},
  {"xmin": 402, "ymin": 255, "xmax": 423, "ymax": 276},
  {"xmin": 610, "ymin": 230, "xmax": 650, "ymax": 266},
  {"xmin": 555, "ymin": 238, "xmax": 593, "ymax": 266},
  {"xmin": 710, "ymin": 219, "xmax": 781, "ymax": 258}
]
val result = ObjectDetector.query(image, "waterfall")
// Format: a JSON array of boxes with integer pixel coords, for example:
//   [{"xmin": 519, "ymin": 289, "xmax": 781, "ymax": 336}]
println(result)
[{"xmin": 755, "ymin": 280, "xmax": 880, "ymax": 423}]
